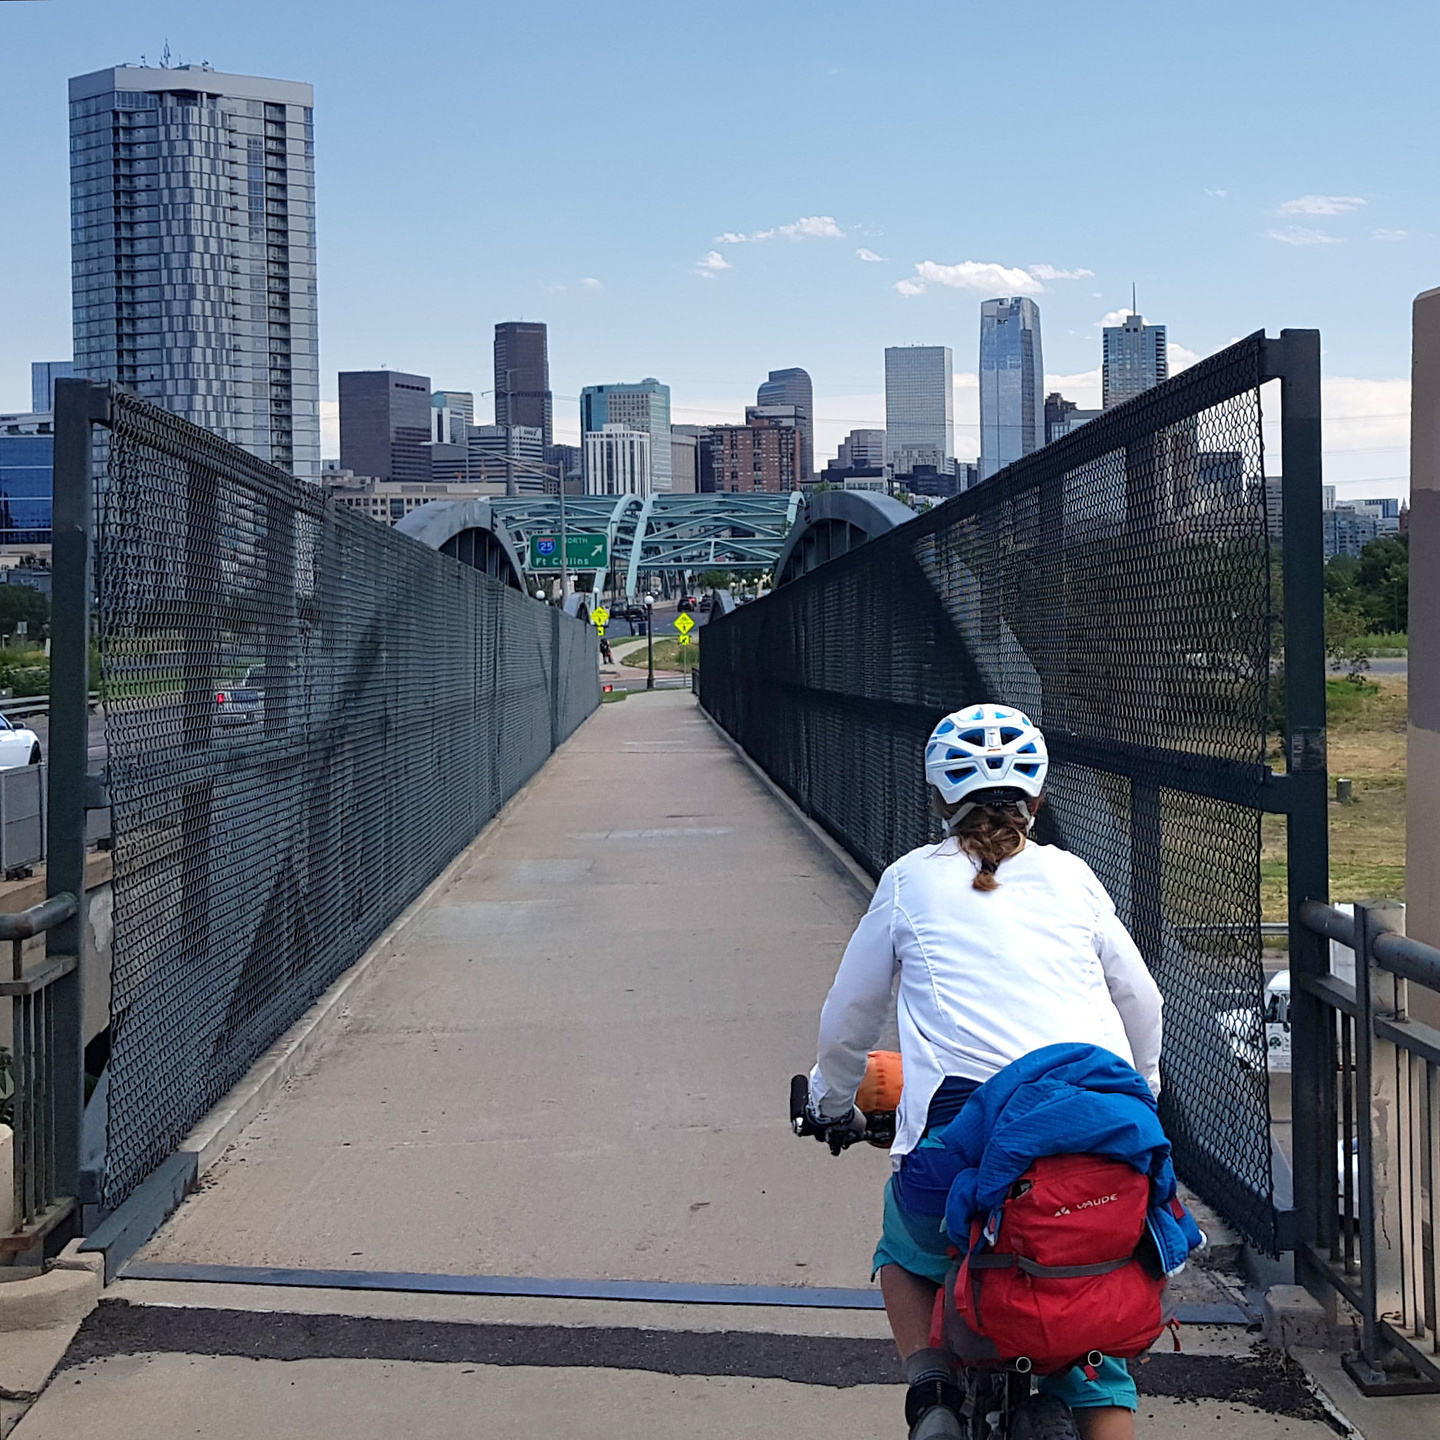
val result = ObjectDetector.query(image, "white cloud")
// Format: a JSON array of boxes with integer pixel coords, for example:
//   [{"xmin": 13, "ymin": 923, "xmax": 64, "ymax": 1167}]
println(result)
[
  {"xmin": 1099, "ymin": 309, "xmax": 1132, "ymax": 327},
  {"xmin": 582, "ymin": 276, "xmax": 603, "ymax": 290},
  {"xmin": 1279, "ymin": 194, "xmax": 1366, "ymax": 216},
  {"xmin": 1168, "ymin": 343, "xmax": 1203, "ymax": 374},
  {"xmin": 1266, "ymin": 226, "xmax": 1343, "ymax": 246},
  {"xmin": 856, "ymin": 247, "xmax": 885, "ymax": 263},
  {"xmin": 778, "ymin": 215, "xmax": 844, "ymax": 240},
  {"xmin": 1205, "ymin": 188, "xmax": 1228, "ymax": 199},
  {"xmin": 1028, "ymin": 264, "xmax": 1095, "ymax": 281},
  {"xmin": 695, "ymin": 250, "xmax": 731, "ymax": 278},
  {"xmin": 896, "ymin": 259, "xmax": 1044, "ymax": 297},
  {"xmin": 320, "ymin": 399, "xmax": 339, "ymax": 458},
  {"xmin": 1372, "ymin": 228, "xmax": 1409, "ymax": 242},
  {"xmin": 714, "ymin": 216, "xmax": 844, "ymax": 244},
  {"xmin": 1045, "ymin": 369, "xmax": 1103, "ymax": 410}
]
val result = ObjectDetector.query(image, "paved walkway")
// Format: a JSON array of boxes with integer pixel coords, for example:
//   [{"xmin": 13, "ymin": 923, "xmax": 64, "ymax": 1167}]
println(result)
[{"xmin": 11, "ymin": 693, "xmax": 1360, "ymax": 1438}]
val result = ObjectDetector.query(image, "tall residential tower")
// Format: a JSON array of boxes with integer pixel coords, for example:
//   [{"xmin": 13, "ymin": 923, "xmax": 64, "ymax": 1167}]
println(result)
[
  {"xmin": 69, "ymin": 64, "xmax": 319, "ymax": 476},
  {"xmin": 1102, "ymin": 312, "xmax": 1167, "ymax": 409},
  {"xmin": 979, "ymin": 297, "xmax": 1044, "ymax": 481}
]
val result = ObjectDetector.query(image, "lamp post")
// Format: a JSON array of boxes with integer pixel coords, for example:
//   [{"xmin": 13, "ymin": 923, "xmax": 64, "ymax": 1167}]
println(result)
[{"xmin": 645, "ymin": 593, "xmax": 655, "ymax": 690}]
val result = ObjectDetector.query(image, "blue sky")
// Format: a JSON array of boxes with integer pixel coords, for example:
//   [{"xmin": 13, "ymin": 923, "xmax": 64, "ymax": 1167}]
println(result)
[{"xmin": 2, "ymin": 0, "xmax": 1433, "ymax": 496}]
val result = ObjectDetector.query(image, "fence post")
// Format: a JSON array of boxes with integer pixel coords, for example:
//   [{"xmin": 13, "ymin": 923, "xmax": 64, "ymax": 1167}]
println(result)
[
  {"xmin": 550, "ymin": 605, "xmax": 561, "ymax": 753},
  {"xmin": 47, "ymin": 378, "xmax": 109, "ymax": 1207},
  {"xmin": 1348, "ymin": 904, "xmax": 1385, "ymax": 1376},
  {"xmin": 1270, "ymin": 330, "xmax": 1334, "ymax": 1266}
]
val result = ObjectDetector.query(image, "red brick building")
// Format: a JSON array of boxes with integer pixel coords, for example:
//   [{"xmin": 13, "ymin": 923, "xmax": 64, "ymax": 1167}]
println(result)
[{"xmin": 705, "ymin": 415, "xmax": 801, "ymax": 493}]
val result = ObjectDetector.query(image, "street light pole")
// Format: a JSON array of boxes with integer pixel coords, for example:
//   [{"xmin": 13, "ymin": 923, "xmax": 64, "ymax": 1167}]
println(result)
[{"xmin": 645, "ymin": 593, "xmax": 655, "ymax": 691}]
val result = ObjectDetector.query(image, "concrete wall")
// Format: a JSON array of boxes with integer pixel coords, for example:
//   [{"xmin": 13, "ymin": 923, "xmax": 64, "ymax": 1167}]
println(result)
[{"xmin": 1409, "ymin": 289, "xmax": 1440, "ymax": 1026}]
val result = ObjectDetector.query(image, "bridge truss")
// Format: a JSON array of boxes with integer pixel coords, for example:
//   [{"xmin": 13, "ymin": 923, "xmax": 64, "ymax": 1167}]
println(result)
[{"xmin": 490, "ymin": 492, "xmax": 805, "ymax": 597}]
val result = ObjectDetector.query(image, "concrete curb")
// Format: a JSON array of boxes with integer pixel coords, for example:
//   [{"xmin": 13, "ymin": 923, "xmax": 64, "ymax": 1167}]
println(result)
[
  {"xmin": 694, "ymin": 699, "xmax": 877, "ymax": 905},
  {"xmin": 0, "ymin": 1244, "xmax": 101, "ymax": 1333}
]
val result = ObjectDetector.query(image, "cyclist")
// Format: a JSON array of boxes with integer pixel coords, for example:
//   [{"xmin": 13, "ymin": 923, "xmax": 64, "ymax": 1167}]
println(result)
[{"xmin": 804, "ymin": 704, "xmax": 1163, "ymax": 1440}]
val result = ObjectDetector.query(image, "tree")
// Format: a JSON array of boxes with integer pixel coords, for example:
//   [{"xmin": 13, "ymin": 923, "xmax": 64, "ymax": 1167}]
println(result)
[
  {"xmin": 697, "ymin": 569, "xmax": 733, "ymax": 591},
  {"xmin": 1355, "ymin": 532, "xmax": 1407, "ymax": 633},
  {"xmin": 0, "ymin": 584, "xmax": 48, "ymax": 641}
]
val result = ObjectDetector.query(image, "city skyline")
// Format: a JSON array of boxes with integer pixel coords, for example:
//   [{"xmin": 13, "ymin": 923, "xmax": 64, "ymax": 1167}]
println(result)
[{"xmin": 1, "ymin": 4, "xmax": 1428, "ymax": 501}]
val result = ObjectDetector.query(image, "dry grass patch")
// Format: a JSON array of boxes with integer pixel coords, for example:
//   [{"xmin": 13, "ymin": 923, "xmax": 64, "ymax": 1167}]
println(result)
[{"xmin": 1261, "ymin": 675, "xmax": 1407, "ymax": 919}]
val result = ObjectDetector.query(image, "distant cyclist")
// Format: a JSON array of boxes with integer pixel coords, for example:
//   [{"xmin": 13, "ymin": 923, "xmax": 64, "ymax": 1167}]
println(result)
[{"xmin": 804, "ymin": 704, "xmax": 1163, "ymax": 1440}]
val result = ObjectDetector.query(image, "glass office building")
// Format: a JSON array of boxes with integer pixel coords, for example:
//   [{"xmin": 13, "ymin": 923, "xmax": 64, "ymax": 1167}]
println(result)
[
  {"xmin": 69, "ymin": 65, "xmax": 320, "ymax": 477},
  {"xmin": 580, "ymin": 379, "xmax": 672, "ymax": 491},
  {"xmin": 885, "ymin": 346, "xmax": 954, "ymax": 464},
  {"xmin": 979, "ymin": 298, "xmax": 1044, "ymax": 481},
  {"xmin": 0, "ymin": 424, "xmax": 54, "ymax": 545}
]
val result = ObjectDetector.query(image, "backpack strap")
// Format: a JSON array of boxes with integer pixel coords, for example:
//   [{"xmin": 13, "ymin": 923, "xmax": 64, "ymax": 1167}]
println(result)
[{"xmin": 967, "ymin": 1253, "xmax": 1134, "ymax": 1279}]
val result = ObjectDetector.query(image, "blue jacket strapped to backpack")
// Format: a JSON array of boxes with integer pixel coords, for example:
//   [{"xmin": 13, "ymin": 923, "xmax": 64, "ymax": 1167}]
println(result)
[{"xmin": 897, "ymin": 1043, "xmax": 1204, "ymax": 1276}]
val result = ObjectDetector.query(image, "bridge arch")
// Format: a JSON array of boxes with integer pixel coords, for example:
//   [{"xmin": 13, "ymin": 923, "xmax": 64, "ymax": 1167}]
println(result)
[
  {"xmin": 772, "ymin": 490, "xmax": 916, "ymax": 586},
  {"xmin": 395, "ymin": 500, "xmax": 528, "ymax": 591}
]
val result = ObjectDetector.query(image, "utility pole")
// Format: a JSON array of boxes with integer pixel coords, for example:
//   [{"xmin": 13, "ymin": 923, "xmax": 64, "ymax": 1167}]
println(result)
[{"xmin": 645, "ymin": 593, "xmax": 655, "ymax": 690}]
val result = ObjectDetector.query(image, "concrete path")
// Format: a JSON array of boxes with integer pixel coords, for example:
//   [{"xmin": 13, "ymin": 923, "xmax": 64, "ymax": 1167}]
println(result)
[
  {"xmin": 10, "ymin": 693, "xmax": 1365, "ymax": 1438},
  {"xmin": 138, "ymin": 689, "xmax": 883, "ymax": 1285}
]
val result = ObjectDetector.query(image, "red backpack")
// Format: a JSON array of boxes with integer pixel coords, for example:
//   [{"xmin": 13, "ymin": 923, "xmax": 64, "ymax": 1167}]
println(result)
[{"xmin": 933, "ymin": 1153, "xmax": 1170, "ymax": 1375}]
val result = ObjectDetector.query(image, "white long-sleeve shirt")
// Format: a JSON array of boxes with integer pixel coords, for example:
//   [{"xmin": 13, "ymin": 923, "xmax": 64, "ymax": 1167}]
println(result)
[{"xmin": 810, "ymin": 838, "xmax": 1163, "ymax": 1164}]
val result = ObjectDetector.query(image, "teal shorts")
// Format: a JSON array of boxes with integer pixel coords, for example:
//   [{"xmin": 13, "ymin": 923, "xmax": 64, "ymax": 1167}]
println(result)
[{"xmin": 873, "ymin": 1173, "xmax": 1138, "ymax": 1412}]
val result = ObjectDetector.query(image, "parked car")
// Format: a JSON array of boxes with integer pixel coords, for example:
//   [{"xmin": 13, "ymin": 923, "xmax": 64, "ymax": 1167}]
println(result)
[
  {"xmin": 0, "ymin": 714, "xmax": 41, "ymax": 768},
  {"xmin": 1219, "ymin": 970, "xmax": 1291, "ymax": 1074},
  {"xmin": 215, "ymin": 686, "xmax": 262, "ymax": 727}
]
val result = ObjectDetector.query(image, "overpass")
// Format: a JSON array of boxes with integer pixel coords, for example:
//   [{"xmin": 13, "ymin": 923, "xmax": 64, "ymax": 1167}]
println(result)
[
  {"xmin": 3, "ymin": 349, "xmax": 1436, "ymax": 1435},
  {"xmin": 488, "ymin": 491, "xmax": 805, "ymax": 597}
]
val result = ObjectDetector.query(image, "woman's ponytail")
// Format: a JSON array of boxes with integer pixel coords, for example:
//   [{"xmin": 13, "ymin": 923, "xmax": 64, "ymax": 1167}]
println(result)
[{"xmin": 933, "ymin": 795, "xmax": 1033, "ymax": 890}]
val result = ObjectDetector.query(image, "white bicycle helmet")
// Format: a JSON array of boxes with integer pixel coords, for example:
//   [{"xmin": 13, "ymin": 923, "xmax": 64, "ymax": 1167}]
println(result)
[{"xmin": 925, "ymin": 704, "xmax": 1048, "ymax": 827}]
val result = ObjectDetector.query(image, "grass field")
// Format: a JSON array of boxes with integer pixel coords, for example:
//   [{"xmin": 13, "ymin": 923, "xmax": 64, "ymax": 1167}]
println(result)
[
  {"xmin": 610, "ymin": 635, "xmax": 698, "ymax": 671},
  {"xmin": 1260, "ymin": 675, "xmax": 1407, "ymax": 919}
]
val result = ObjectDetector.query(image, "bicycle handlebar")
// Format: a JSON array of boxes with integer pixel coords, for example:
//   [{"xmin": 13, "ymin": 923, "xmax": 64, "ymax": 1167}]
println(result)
[{"xmin": 789, "ymin": 1073, "xmax": 896, "ymax": 1155}]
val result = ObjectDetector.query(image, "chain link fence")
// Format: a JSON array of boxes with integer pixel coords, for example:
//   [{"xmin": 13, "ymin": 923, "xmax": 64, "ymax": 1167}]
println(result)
[
  {"xmin": 95, "ymin": 391, "xmax": 597, "ymax": 1208},
  {"xmin": 702, "ymin": 332, "xmax": 1294, "ymax": 1249}
]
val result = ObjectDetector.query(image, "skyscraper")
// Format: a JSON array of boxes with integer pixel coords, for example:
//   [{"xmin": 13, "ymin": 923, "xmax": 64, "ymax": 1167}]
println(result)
[
  {"xmin": 1102, "ymin": 313, "xmax": 1167, "ymax": 409},
  {"xmin": 338, "ymin": 371, "xmax": 432, "ymax": 483},
  {"xmin": 580, "ymin": 379, "xmax": 672, "ymax": 492},
  {"xmin": 31, "ymin": 362, "xmax": 73, "ymax": 414},
  {"xmin": 494, "ymin": 322, "xmax": 552, "ymax": 447},
  {"xmin": 885, "ymin": 346, "xmax": 953, "ymax": 472},
  {"xmin": 979, "ymin": 298, "xmax": 1044, "ymax": 481},
  {"xmin": 756, "ymin": 368, "xmax": 813, "ymax": 480},
  {"xmin": 69, "ymin": 64, "xmax": 319, "ymax": 476}
]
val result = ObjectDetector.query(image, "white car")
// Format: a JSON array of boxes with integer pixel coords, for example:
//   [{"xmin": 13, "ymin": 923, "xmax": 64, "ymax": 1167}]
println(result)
[
  {"xmin": 1220, "ymin": 970, "xmax": 1291, "ymax": 1074},
  {"xmin": 0, "ymin": 714, "xmax": 42, "ymax": 769}
]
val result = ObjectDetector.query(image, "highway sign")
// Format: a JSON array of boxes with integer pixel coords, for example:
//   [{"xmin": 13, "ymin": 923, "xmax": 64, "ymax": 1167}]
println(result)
[
  {"xmin": 591, "ymin": 605, "xmax": 611, "ymax": 626},
  {"xmin": 529, "ymin": 532, "xmax": 609, "ymax": 569},
  {"xmin": 673, "ymin": 612, "xmax": 695, "ymax": 635}
]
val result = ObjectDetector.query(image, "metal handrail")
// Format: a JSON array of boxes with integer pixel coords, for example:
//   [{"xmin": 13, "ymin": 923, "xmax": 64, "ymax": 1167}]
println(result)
[
  {"xmin": 1294, "ymin": 898, "xmax": 1440, "ymax": 1395},
  {"xmin": 0, "ymin": 893, "xmax": 78, "ymax": 946},
  {"xmin": 1, "ymin": 890, "xmax": 82, "ymax": 1251}
]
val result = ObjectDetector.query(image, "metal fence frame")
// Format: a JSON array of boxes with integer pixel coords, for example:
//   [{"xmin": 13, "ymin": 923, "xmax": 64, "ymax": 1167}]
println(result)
[
  {"xmin": 699, "ymin": 331, "xmax": 1329, "ymax": 1254},
  {"xmin": 31, "ymin": 378, "xmax": 598, "ymax": 1225}
]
